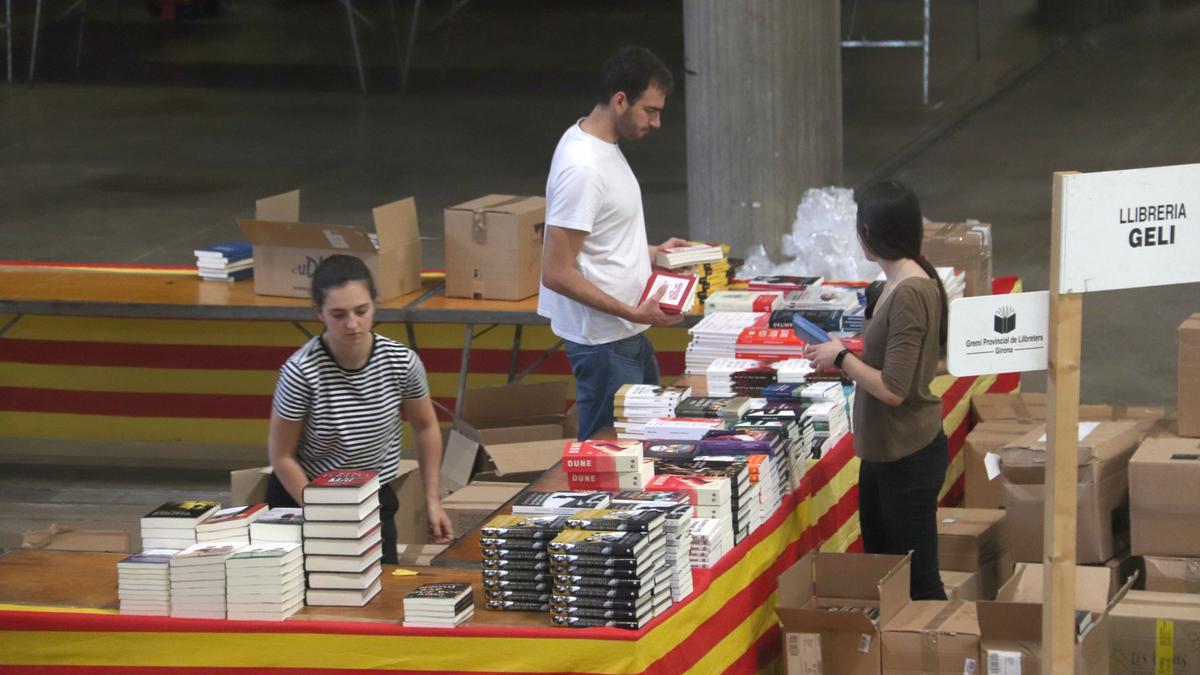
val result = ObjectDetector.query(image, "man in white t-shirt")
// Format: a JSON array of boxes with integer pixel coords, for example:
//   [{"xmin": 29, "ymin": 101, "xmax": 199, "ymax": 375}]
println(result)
[{"xmin": 538, "ymin": 46, "xmax": 688, "ymax": 441}]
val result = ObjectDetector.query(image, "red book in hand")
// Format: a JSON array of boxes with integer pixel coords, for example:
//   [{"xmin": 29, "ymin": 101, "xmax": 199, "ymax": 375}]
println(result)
[{"xmin": 638, "ymin": 268, "xmax": 698, "ymax": 314}]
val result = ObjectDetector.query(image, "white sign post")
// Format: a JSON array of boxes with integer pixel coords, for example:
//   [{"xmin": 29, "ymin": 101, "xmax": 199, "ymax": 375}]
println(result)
[
  {"xmin": 947, "ymin": 291, "xmax": 1050, "ymax": 377},
  {"xmin": 1043, "ymin": 162, "xmax": 1200, "ymax": 675}
]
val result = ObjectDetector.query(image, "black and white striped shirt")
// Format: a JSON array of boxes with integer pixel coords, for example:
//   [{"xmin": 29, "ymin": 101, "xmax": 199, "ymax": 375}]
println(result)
[{"xmin": 272, "ymin": 334, "xmax": 429, "ymax": 484}]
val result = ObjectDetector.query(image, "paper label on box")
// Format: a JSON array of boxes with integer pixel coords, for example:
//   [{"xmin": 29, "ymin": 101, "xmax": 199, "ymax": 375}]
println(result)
[
  {"xmin": 965, "ymin": 658, "xmax": 978, "ymax": 675},
  {"xmin": 1156, "ymin": 619, "xmax": 1174, "ymax": 675},
  {"xmin": 857, "ymin": 633, "xmax": 872, "ymax": 653},
  {"xmin": 323, "ymin": 230, "xmax": 350, "ymax": 249},
  {"xmin": 1037, "ymin": 420, "xmax": 1100, "ymax": 443},
  {"xmin": 984, "ymin": 452, "xmax": 1002, "ymax": 481},
  {"xmin": 986, "ymin": 650, "xmax": 1022, "ymax": 675},
  {"xmin": 942, "ymin": 517, "xmax": 958, "ymax": 524},
  {"xmin": 785, "ymin": 632, "xmax": 822, "ymax": 675}
]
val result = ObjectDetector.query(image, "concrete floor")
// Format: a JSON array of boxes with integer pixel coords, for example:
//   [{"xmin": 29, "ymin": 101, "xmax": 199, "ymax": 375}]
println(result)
[{"xmin": 1, "ymin": 1, "xmax": 1198, "ymax": 551}]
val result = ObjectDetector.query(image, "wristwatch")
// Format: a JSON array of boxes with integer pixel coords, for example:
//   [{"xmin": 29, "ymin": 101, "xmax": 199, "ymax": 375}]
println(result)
[{"xmin": 833, "ymin": 348, "xmax": 853, "ymax": 369}]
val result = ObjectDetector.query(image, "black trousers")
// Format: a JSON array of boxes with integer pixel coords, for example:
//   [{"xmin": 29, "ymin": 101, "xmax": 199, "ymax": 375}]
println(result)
[
  {"xmin": 858, "ymin": 431, "xmax": 949, "ymax": 600},
  {"xmin": 266, "ymin": 472, "xmax": 399, "ymax": 565}
]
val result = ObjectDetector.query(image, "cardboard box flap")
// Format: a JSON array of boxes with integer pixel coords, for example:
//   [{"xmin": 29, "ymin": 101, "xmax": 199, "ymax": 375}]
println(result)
[
  {"xmin": 776, "ymin": 550, "xmax": 817, "ymax": 610},
  {"xmin": 441, "ymin": 428, "xmax": 480, "ymax": 495},
  {"xmin": 938, "ymin": 507, "xmax": 1005, "ymax": 537},
  {"xmin": 238, "ymin": 219, "xmax": 378, "ymax": 253},
  {"xmin": 372, "ymin": 197, "xmax": 420, "ymax": 249},
  {"xmin": 1111, "ymin": 590, "xmax": 1200, "ymax": 620},
  {"xmin": 1131, "ymin": 437, "xmax": 1200, "ymax": 464},
  {"xmin": 460, "ymin": 381, "xmax": 568, "ymax": 428},
  {"xmin": 884, "ymin": 600, "xmax": 981, "ymax": 636},
  {"xmin": 1001, "ymin": 420, "xmax": 1141, "ymax": 480},
  {"xmin": 484, "ymin": 439, "xmax": 564, "ymax": 476},
  {"xmin": 815, "ymin": 551, "xmax": 911, "ymax": 602},
  {"xmin": 21, "ymin": 525, "xmax": 131, "ymax": 553},
  {"xmin": 776, "ymin": 606, "xmax": 880, "ymax": 633},
  {"xmin": 977, "ymin": 599, "xmax": 1043, "ymax": 642},
  {"xmin": 998, "ymin": 562, "xmax": 1113, "ymax": 612},
  {"xmin": 1181, "ymin": 313, "xmax": 1200, "ymax": 346},
  {"xmin": 442, "ymin": 481, "xmax": 525, "ymax": 508},
  {"xmin": 256, "ymin": 190, "xmax": 300, "ymax": 223},
  {"xmin": 974, "ymin": 392, "xmax": 1047, "ymax": 423},
  {"xmin": 448, "ymin": 194, "xmax": 545, "ymax": 218}
]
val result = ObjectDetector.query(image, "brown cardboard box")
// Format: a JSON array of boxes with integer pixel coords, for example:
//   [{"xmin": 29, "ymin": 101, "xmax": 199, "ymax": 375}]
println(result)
[
  {"xmin": 1130, "ymin": 437, "xmax": 1200, "ymax": 557},
  {"xmin": 999, "ymin": 421, "xmax": 1142, "ymax": 486},
  {"xmin": 977, "ymin": 562, "xmax": 1126, "ymax": 675},
  {"xmin": 395, "ymin": 544, "xmax": 448, "ymax": 566},
  {"xmin": 922, "ymin": 221, "xmax": 992, "ymax": 298},
  {"xmin": 940, "ymin": 571, "xmax": 979, "ymax": 602},
  {"xmin": 473, "ymin": 439, "xmax": 565, "ymax": 484},
  {"xmin": 775, "ymin": 551, "xmax": 912, "ymax": 675},
  {"xmin": 444, "ymin": 194, "xmax": 546, "ymax": 301},
  {"xmin": 963, "ymin": 421, "xmax": 1040, "ymax": 509},
  {"xmin": 230, "ymin": 466, "xmax": 273, "ymax": 506},
  {"xmin": 440, "ymin": 481, "xmax": 526, "ymax": 537},
  {"xmin": 441, "ymin": 381, "xmax": 571, "ymax": 493},
  {"xmin": 971, "ymin": 392, "xmax": 1166, "ymax": 435},
  {"xmin": 1142, "ymin": 555, "xmax": 1200, "ymax": 593},
  {"xmin": 1110, "ymin": 590, "xmax": 1200, "ymax": 675},
  {"xmin": 881, "ymin": 601, "xmax": 980, "ymax": 675},
  {"xmin": 21, "ymin": 526, "xmax": 130, "ymax": 553},
  {"xmin": 1086, "ymin": 549, "xmax": 1144, "ymax": 597},
  {"xmin": 936, "ymin": 508, "xmax": 1011, "ymax": 600},
  {"xmin": 1004, "ymin": 471, "xmax": 1131, "ymax": 563},
  {"xmin": 1181, "ymin": 314, "xmax": 1200, "ymax": 438},
  {"xmin": 238, "ymin": 190, "xmax": 421, "ymax": 301}
]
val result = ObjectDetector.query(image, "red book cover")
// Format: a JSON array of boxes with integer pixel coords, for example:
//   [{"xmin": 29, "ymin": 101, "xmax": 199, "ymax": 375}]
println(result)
[
  {"xmin": 737, "ymin": 327, "xmax": 807, "ymax": 347},
  {"xmin": 644, "ymin": 474, "xmax": 730, "ymax": 506},
  {"xmin": 561, "ymin": 440, "xmax": 643, "ymax": 473},
  {"xmin": 309, "ymin": 470, "xmax": 377, "ymax": 488},
  {"xmin": 195, "ymin": 503, "xmax": 268, "ymax": 531},
  {"xmin": 638, "ymin": 268, "xmax": 697, "ymax": 314}
]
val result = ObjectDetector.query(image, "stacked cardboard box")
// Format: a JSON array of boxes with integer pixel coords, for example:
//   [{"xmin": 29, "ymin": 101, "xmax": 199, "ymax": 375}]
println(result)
[
  {"xmin": 922, "ymin": 221, "xmax": 992, "ymax": 298},
  {"xmin": 1130, "ymin": 436, "xmax": 1200, "ymax": 592},
  {"xmin": 962, "ymin": 421, "xmax": 1041, "ymax": 509},
  {"xmin": 936, "ymin": 508, "xmax": 1012, "ymax": 600},
  {"xmin": 443, "ymin": 194, "xmax": 546, "ymax": 301},
  {"xmin": 1109, "ymin": 590, "xmax": 1200, "ymax": 675},
  {"xmin": 1000, "ymin": 421, "xmax": 1141, "ymax": 563},
  {"xmin": 1181, "ymin": 314, "xmax": 1200, "ymax": 437}
]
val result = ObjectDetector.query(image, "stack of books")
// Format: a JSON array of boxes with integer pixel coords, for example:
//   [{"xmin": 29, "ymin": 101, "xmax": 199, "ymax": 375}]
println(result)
[
  {"xmin": 563, "ymin": 439, "xmax": 654, "ymax": 491},
  {"xmin": 741, "ymin": 407, "xmax": 817, "ymax": 482},
  {"xmin": 656, "ymin": 458, "xmax": 754, "ymax": 544},
  {"xmin": 803, "ymin": 399, "xmax": 851, "ymax": 456},
  {"xmin": 403, "ymin": 583, "xmax": 474, "ymax": 628},
  {"xmin": 609, "ymin": 492, "xmax": 694, "ymax": 602},
  {"xmin": 654, "ymin": 242, "xmax": 724, "ymax": 269},
  {"xmin": 642, "ymin": 417, "xmax": 726, "ymax": 441},
  {"xmin": 302, "ymin": 470, "xmax": 383, "ymax": 607},
  {"xmin": 549, "ymin": 527, "xmax": 660, "ymax": 629},
  {"xmin": 169, "ymin": 542, "xmax": 239, "ymax": 619},
  {"xmin": 612, "ymin": 384, "xmax": 690, "ymax": 440},
  {"xmin": 703, "ymin": 289, "xmax": 781, "ymax": 314},
  {"xmin": 939, "ymin": 267, "xmax": 967, "ymax": 302},
  {"xmin": 511, "ymin": 491, "xmax": 612, "ymax": 517},
  {"xmin": 195, "ymin": 503, "xmax": 268, "ymax": 546},
  {"xmin": 480, "ymin": 514, "xmax": 566, "ymax": 612},
  {"xmin": 735, "ymin": 325, "xmax": 808, "ymax": 363},
  {"xmin": 702, "ymin": 451, "xmax": 783, "ymax": 525},
  {"xmin": 691, "ymin": 257, "xmax": 731, "ymax": 304},
  {"xmin": 705, "ymin": 358, "xmax": 773, "ymax": 397},
  {"xmin": 768, "ymin": 308, "xmax": 848, "ymax": 333},
  {"xmin": 194, "ymin": 241, "xmax": 253, "ymax": 282},
  {"xmin": 140, "ymin": 500, "xmax": 220, "ymax": 551},
  {"xmin": 684, "ymin": 311, "xmax": 766, "ymax": 375},
  {"xmin": 117, "ymin": 550, "xmax": 174, "ymax": 616},
  {"xmin": 674, "ymin": 396, "xmax": 753, "ymax": 425},
  {"xmin": 225, "ymin": 543, "xmax": 304, "ymax": 621},
  {"xmin": 777, "ymin": 285, "xmax": 859, "ymax": 312},
  {"xmin": 774, "ymin": 360, "xmax": 817, "ymax": 384},
  {"xmin": 689, "ymin": 517, "xmax": 732, "ymax": 568},
  {"xmin": 747, "ymin": 275, "xmax": 823, "ymax": 293},
  {"xmin": 250, "ymin": 507, "xmax": 305, "ymax": 544},
  {"xmin": 644, "ymin": 474, "xmax": 733, "ymax": 551}
]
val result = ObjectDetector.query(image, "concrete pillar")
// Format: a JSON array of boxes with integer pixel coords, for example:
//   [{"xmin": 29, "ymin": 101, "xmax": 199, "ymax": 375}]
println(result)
[{"xmin": 684, "ymin": 0, "xmax": 842, "ymax": 259}]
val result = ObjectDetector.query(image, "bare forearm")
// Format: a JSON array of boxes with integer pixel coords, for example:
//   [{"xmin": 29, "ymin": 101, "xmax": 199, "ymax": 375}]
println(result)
[
  {"xmin": 414, "ymin": 423, "xmax": 445, "ymax": 505},
  {"xmin": 544, "ymin": 267, "xmax": 634, "ymax": 322},
  {"xmin": 271, "ymin": 455, "xmax": 309, "ymax": 506}
]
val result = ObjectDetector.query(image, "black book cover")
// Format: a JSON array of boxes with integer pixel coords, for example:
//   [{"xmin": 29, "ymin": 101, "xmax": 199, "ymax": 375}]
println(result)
[
  {"xmin": 549, "ymin": 553, "xmax": 645, "ymax": 569},
  {"xmin": 551, "ymin": 606, "xmax": 648, "ymax": 622},
  {"xmin": 551, "ymin": 615, "xmax": 643, "ymax": 630},
  {"xmin": 553, "ymin": 574, "xmax": 647, "ymax": 589},
  {"xmin": 481, "ymin": 579, "xmax": 549, "ymax": 592},
  {"xmin": 553, "ymin": 584, "xmax": 652, "ymax": 600},
  {"xmin": 486, "ymin": 600, "xmax": 550, "ymax": 612},
  {"xmin": 483, "ymin": 589, "xmax": 551, "ymax": 603},
  {"xmin": 550, "ymin": 595, "xmax": 649, "ymax": 612},
  {"xmin": 479, "ymin": 537, "xmax": 551, "ymax": 552},
  {"xmin": 565, "ymin": 509, "xmax": 663, "ymax": 533},
  {"xmin": 481, "ymin": 547, "xmax": 550, "ymax": 561},
  {"xmin": 481, "ymin": 568, "xmax": 549, "ymax": 582},
  {"xmin": 549, "ymin": 530, "xmax": 646, "ymax": 557}
]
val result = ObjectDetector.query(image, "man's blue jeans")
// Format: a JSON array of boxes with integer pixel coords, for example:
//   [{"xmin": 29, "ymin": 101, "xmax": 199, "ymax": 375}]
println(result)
[{"xmin": 564, "ymin": 333, "xmax": 661, "ymax": 441}]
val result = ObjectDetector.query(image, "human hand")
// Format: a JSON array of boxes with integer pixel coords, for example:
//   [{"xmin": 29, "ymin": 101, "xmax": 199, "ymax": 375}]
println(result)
[
  {"xmin": 628, "ymin": 286, "xmax": 684, "ymax": 327},
  {"xmin": 802, "ymin": 336, "xmax": 847, "ymax": 370},
  {"xmin": 426, "ymin": 502, "xmax": 454, "ymax": 544},
  {"xmin": 655, "ymin": 236, "xmax": 691, "ymax": 253}
]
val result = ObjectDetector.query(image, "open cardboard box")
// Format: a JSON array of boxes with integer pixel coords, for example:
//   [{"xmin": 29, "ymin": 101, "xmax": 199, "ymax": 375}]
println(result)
[
  {"xmin": 775, "ymin": 551, "xmax": 911, "ymax": 675},
  {"xmin": 881, "ymin": 600, "xmax": 981, "ymax": 675},
  {"xmin": 440, "ymin": 480, "xmax": 527, "ymax": 537},
  {"xmin": 440, "ymin": 380, "xmax": 575, "ymax": 494},
  {"xmin": 936, "ymin": 507, "xmax": 1012, "ymax": 600},
  {"xmin": 971, "ymin": 392, "xmax": 1165, "ymax": 435},
  {"xmin": 977, "ymin": 562, "xmax": 1131, "ymax": 675},
  {"xmin": 238, "ymin": 190, "xmax": 421, "ymax": 301},
  {"xmin": 962, "ymin": 421, "xmax": 1041, "ymax": 509}
]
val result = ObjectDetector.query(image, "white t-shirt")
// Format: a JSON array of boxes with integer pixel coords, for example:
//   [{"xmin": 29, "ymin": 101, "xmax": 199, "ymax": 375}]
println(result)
[{"xmin": 537, "ymin": 121, "xmax": 652, "ymax": 345}]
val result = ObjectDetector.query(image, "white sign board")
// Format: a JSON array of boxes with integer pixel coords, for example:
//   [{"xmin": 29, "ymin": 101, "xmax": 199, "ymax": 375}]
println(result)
[
  {"xmin": 947, "ymin": 291, "xmax": 1049, "ymax": 377},
  {"xmin": 1059, "ymin": 163, "xmax": 1200, "ymax": 293}
]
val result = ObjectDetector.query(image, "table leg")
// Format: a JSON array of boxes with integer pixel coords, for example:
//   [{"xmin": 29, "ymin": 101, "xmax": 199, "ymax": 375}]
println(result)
[
  {"xmin": 28, "ymin": 0, "xmax": 43, "ymax": 83},
  {"xmin": 454, "ymin": 322, "xmax": 473, "ymax": 416},
  {"xmin": 343, "ymin": 0, "xmax": 367, "ymax": 92},
  {"xmin": 405, "ymin": 320, "xmax": 418, "ymax": 350},
  {"xmin": 507, "ymin": 325, "xmax": 523, "ymax": 383}
]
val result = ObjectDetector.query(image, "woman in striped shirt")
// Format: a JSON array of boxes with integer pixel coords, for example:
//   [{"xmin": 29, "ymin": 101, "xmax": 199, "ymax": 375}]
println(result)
[{"xmin": 267, "ymin": 255, "xmax": 454, "ymax": 563}]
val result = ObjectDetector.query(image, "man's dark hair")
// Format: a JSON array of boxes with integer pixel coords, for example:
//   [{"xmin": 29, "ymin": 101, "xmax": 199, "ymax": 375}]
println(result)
[
  {"xmin": 596, "ymin": 46, "xmax": 674, "ymax": 106},
  {"xmin": 310, "ymin": 254, "xmax": 377, "ymax": 307}
]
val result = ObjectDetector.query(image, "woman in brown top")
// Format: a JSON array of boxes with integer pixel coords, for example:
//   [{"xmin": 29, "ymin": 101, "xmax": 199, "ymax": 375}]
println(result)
[{"xmin": 804, "ymin": 180, "xmax": 950, "ymax": 600}]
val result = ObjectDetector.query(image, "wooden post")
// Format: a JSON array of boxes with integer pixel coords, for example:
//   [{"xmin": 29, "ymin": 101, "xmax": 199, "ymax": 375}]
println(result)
[
  {"xmin": 1044, "ymin": 170, "xmax": 1081, "ymax": 674},
  {"xmin": 683, "ymin": 0, "xmax": 842, "ymax": 258}
]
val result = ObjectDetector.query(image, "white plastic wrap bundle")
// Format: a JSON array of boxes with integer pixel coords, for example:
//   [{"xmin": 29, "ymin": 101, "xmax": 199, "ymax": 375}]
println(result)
[{"xmin": 737, "ymin": 187, "xmax": 881, "ymax": 282}]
